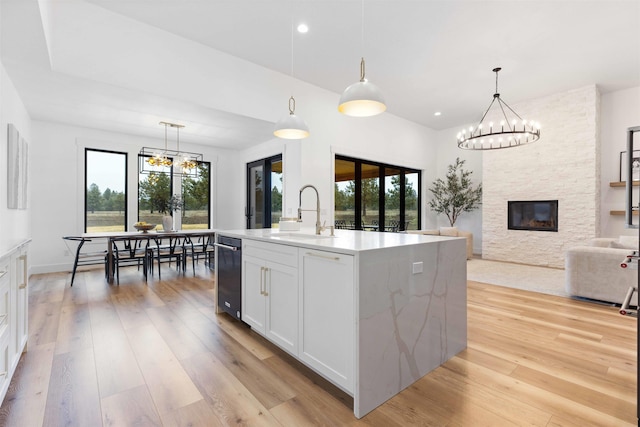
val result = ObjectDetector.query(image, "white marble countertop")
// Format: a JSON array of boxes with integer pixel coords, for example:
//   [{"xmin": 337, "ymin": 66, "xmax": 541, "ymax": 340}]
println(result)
[
  {"xmin": 217, "ymin": 228, "xmax": 461, "ymax": 254},
  {"xmin": 0, "ymin": 238, "xmax": 31, "ymax": 260}
]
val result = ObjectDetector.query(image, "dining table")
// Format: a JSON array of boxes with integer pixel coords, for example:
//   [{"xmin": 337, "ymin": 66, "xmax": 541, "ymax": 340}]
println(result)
[{"xmin": 81, "ymin": 229, "xmax": 217, "ymax": 283}]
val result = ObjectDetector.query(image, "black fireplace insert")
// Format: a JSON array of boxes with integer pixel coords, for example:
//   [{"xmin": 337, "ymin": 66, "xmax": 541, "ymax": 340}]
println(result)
[{"xmin": 508, "ymin": 200, "xmax": 558, "ymax": 232}]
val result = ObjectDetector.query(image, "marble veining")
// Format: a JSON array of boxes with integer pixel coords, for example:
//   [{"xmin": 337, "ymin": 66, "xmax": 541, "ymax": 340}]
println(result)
[{"xmin": 356, "ymin": 238, "xmax": 467, "ymax": 418}]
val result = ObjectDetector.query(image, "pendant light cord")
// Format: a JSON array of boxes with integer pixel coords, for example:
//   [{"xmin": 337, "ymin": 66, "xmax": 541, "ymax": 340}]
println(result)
[{"xmin": 361, "ymin": 0, "xmax": 364, "ymax": 55}]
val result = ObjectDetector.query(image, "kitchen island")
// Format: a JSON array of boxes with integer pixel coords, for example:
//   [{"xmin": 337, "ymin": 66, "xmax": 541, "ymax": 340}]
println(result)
[{"xmin": 215, "ymin": 228, "xmax": 467, "ymax": 418}]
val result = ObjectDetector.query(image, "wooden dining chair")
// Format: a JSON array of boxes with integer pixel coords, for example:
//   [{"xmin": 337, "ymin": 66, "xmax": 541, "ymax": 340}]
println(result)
[
  {"xmin": 110, "ymin": 237, "xmax": 151, "ymax": 284},
  {"xmin": 150, "ymin": 235, "xmax": 188, "ymax": 279},
  {"xmin": 184, "ymin": 233, "xmax": 215, "ymax": 272}
]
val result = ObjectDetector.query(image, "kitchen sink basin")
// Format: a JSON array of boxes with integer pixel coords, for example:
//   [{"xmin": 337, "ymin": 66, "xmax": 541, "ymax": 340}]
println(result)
[{"xmin": 269, "ymin": 232, "xmax": 335, "ymax": 240}]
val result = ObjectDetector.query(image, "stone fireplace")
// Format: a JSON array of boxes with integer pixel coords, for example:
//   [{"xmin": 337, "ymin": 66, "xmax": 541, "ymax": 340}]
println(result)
[{"xmin": 482, "ymin": 85, "xmax": 599, "ymax": 268}]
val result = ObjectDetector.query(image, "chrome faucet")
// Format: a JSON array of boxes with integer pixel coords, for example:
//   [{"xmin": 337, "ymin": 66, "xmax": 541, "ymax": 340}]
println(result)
[{"xmin": 298, "ymin": 184, "xmax": 324, "ymax": 235}]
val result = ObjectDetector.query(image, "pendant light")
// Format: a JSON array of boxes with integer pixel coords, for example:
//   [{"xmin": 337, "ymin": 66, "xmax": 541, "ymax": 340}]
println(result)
[
  {"xmin": 274, "ymin": 5, "xmax": 310, "ymax": 140},
  {"xmin": 274, "ymin": 96, "xmax": 310, "ymax": 139},
  {"xmin": 457, "ymin": 67, "xmax": 541, "ymax": 150},
  {"xmin": 338, "ymin": 0, "xmax": 386, "ymax": 117}
]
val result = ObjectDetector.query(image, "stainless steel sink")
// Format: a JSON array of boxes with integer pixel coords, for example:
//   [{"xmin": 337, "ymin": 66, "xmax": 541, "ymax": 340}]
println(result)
[{"xmin": 269, "ymin": 232, "xmax": 335, "ymax": 240}]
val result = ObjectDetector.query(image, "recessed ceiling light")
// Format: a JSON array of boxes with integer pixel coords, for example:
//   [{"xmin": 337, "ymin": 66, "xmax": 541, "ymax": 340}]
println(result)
[
  {"xmin": 434, "ymin": 112, "xmax": 442, "ymax": 116},
  {"xmin": 297, "ymin": 23, "xmax": 309, "ymax": 33}
]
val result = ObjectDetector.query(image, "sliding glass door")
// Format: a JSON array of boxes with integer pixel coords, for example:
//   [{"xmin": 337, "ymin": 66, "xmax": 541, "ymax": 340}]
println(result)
[
  {"xmin": 247, "ymin": 155, "xmax": 282, "ymax": 229},
  {"xmin": 334, "ymin": 155, "xmax": 421, "ymax": 231}
]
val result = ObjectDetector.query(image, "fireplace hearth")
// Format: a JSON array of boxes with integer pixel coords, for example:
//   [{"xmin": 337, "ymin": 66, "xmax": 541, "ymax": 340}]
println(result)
[{"xmin": 508, "ymin": 200, "xmax": 558, "ymax": 232}]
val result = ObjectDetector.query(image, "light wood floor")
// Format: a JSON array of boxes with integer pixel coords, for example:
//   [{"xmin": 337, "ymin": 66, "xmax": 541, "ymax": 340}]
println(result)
[{"xmin": 0, "ymin": 263, "xmax": 635, "ymax": 426}]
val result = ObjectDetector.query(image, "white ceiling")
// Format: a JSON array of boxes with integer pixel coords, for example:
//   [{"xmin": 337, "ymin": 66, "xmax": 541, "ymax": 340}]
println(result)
[{"xmin": 2, "ymin": 0, "xmax": 639, "ymax": 149}]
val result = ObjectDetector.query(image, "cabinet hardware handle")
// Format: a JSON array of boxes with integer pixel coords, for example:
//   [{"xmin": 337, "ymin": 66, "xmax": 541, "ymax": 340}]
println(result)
[
  {"xmin": 0, "ymin": 372, "xmax": 6, "ymax": 378},
  {"xmin": 0, "ymin": 314, "xmax": 6, "ymax": 321},
  {"xmin": 260, "ymin": 266, "xmax": 266, "ymax": 296},
  {"xmin": 19, "ymin": 254, "xmax": 27, "ymax": 290},
  {"xmin": 263, "ymin": 267, "xmax": 269, "ymax": 296},
  {"xmin": 0, "ymin": 271, "xmax": 6, "ymax": 279},
  {"xmin": 305, "ymin": 252, "xmax": 340, "ymax": 261}
]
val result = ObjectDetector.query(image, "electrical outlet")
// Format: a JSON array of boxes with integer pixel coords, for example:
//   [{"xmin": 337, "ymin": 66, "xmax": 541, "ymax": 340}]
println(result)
[{"xmin": 412, "ymin": 262, "xmax": 423, "ymax": 274}]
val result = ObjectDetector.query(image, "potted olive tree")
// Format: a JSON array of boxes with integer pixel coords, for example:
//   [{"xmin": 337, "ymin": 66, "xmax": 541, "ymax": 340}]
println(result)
[{"xmin": 428, "ymin": 158, "xmax": 482, "ymax": 226}]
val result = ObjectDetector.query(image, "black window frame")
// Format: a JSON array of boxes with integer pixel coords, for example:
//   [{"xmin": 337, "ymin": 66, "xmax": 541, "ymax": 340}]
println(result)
[
  {"xmin": 84, "ymin": 148, "xmax": 128, "ymax": 233},
  {"xmin": 335, "ymin": 154, "xmax": 421, "ymax": 231}
]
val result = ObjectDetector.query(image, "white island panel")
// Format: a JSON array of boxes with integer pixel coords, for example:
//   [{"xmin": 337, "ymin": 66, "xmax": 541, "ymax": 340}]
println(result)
[{"xmin": 355, "ymin": 238, "xmax": 467, "ymax": 418}]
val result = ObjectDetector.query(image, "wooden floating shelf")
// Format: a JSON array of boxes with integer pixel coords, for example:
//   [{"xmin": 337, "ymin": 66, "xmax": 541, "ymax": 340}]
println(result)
[
  {"xmin": 610, "ymin": 181, "xmax": 640, "ymax": 187},
  {"xmin": 610, "ymin": 210, "xmax": 639, "ymax": 216}
]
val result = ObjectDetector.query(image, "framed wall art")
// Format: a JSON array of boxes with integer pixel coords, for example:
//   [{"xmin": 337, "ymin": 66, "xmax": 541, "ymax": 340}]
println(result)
[{"xmin": 7, "ymin": 123, "xmax": 28, "ymax": 210}]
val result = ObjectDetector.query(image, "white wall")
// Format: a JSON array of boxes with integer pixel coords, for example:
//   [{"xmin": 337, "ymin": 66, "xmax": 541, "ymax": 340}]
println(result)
[
  {"xmin": 29, "ymin": 121, "xmax": 241, "ymax": 274},
  {"xmin": 0, "ymin": 61, "xmax": 32, "ymax": 254},
  {"xmin": 600, "ymin": 86, "xmax": 640, "ymax": 238}
]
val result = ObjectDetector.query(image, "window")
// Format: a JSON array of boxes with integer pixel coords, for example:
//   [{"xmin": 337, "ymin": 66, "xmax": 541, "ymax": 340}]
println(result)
[
  {"xmin": 138, "ymin": 156, "xmax": 211, "ymax": 230},
  {"xmin": 182, "ymin": 162, "xmax": 211, "ymax": 229},
  {"xmin": 138, "ymin": 154, "xmax": 173, "ymax": 229},
  {"xmin": 247, "ymin": 155, "xmax": 282, "ymax": 229},
  {"xmin": 85, "ymin": 149, "xmax": 127, "ymax": 232},
  {"xmin": 335, "ymin": 155, "xmax": 421, "ymax": 231}
]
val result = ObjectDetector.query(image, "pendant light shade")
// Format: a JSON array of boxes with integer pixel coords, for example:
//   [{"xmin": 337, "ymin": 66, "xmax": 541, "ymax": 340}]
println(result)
[
  {"xmin": 338, "ymin": 57, "xmax": 386, "ymax": 117},
  {"xmin": 274, "ymin": 96, "xmax": 310, "ymax": 139}
]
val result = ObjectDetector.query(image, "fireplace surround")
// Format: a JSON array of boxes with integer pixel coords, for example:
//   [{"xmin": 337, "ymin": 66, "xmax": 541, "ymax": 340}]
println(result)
[{"xmin": 508, "ymin": 200, "xmax": 558, "ymax": 232}]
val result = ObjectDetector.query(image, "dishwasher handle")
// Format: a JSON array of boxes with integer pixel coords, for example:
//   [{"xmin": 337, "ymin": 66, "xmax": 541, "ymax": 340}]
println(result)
[{"xmin": 214, "ymin": 242, "xmax": 239, "ymax": 251}]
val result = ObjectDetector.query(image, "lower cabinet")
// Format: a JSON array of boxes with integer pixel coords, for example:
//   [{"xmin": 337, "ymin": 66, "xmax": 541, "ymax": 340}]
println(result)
[
  {"xmin": 240, "ymin": 238, "xmax": 355, "ymax": 393},
  {"xmin": 242, "ymin": 241, "xmax": 299, "ymax": 355},
  {"xmin": 0, "ymin": 241, "xmax": 29, "ymax": 405},
  {"xmin": 299, "ymin": 250, "xmax": 354, "ymax": 393}
]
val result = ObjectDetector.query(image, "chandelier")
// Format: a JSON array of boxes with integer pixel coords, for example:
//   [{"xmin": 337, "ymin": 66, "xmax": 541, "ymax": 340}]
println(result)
[
  {"xmin": 457, "ymin": 67, "xmax": 540, "ymax": 150},
  {"xmin": 139, "ymin": 122, "xmax": 203, "ymax": 178}
]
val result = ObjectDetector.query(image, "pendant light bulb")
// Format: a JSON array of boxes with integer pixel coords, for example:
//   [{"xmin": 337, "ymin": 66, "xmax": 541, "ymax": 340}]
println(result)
[
  {"xmin": 338, "ymin": 57, "xmax": 386, "ymax": 117},
  {"xmin": 274, "ymin": 96, "xmax": 310, "ymax": 140}
]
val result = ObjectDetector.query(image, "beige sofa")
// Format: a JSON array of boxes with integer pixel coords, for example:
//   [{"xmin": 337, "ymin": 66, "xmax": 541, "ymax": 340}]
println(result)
[
  {"xmin": 565, "ymin": 236, "xmax": 638, "ymax": 305},
  {"xmin": 408, "ymin": 227, "xmax": 474, "ymax": 260}
]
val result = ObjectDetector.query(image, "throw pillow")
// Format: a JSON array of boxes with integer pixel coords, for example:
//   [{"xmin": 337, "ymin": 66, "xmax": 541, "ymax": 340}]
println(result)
[
  {"xmin": 609, "ymin": 240, "xmax": 635, "ymax": 249},
  {"xmin": 619, "ymin": 235, "xmax": 639, "ymax": 249},
  {"xmin": 439, "ymin": 227, "xmax": 458, "ymax": 237}
]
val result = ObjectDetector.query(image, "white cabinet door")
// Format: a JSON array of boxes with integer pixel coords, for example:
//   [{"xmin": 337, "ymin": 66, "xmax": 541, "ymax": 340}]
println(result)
[
  {"xmin": 265, "ymin": 260, "xmax": 298, "ymax": 355},
  {"xmin": 15, "ymin": 252, "xmax": 28, "ymax": 354},
  {"xmin": 299, "ymin": 250, "xmax": 354, "ymax": 393},
  {"xmin": 241, "ymin": 255, "xmax": 266, "ymax": 334}
]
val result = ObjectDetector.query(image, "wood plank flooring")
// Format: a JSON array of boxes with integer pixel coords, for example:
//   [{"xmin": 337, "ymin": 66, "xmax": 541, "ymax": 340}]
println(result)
[{"xmin": 0, "ymin": 263, "xmax": 635, "ymax": 426}]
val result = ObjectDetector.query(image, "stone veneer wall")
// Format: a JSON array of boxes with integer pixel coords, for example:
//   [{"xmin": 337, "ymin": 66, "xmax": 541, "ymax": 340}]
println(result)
[{"xmin": 482, "ymin": 85, "xmax": 600, "ymax": 268}]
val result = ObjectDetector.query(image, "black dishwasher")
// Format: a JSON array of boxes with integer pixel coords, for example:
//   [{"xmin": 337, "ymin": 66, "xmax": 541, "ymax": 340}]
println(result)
[{"xmin": 215, "ymin": 236, "xmax": 242, "ymax": 320}]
